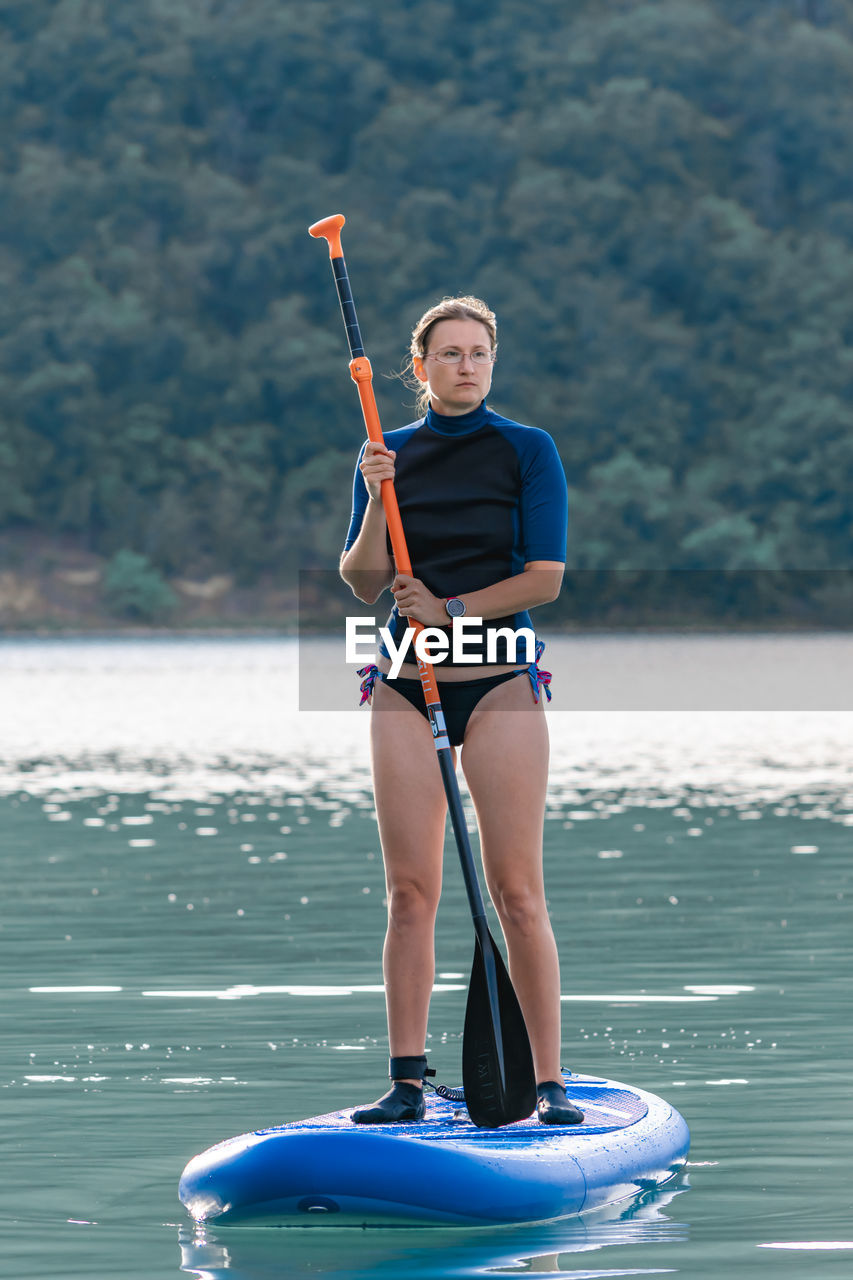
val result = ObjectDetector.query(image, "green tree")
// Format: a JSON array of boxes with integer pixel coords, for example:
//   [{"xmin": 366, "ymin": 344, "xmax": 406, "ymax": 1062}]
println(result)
[{"xmin": 102, "ymin": 549, "xmax": 177, "ymax": 621}]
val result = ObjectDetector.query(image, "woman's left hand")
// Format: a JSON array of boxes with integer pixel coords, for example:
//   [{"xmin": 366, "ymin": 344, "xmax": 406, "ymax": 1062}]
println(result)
[{"xmin": 391, "ymin": 574, "xmax": 448, "ymax": 627}]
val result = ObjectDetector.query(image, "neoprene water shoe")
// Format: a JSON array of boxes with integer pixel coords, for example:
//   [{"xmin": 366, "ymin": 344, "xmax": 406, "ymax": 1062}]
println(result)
[
  {"xmin": 351, "ymin": 1055, "xmax": 433, "ymax": 1124},
  {"xmin": 351, "ymin": 1081, "xmax": 426, "ymax": 1124},
  {"xmin": 536, "ymin": 1079, "xmax": 585, "ymax": 1125}
]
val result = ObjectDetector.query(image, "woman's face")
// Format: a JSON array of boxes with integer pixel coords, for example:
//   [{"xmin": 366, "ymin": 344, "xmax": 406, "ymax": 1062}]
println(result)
[{"xmin": 414, "ymin": 318, "xmax": 494, "ymax": 417}]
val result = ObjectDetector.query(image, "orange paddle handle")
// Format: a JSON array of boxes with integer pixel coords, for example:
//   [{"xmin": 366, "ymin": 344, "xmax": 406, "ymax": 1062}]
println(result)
[{"xmin": 308, "ymin": 214, "xmax": 345, "ymax": 259}]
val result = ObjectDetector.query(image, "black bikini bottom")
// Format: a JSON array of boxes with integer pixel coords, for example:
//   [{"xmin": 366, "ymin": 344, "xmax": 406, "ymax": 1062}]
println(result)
[{"xmin": 379, "ymin": 669, "xmax": 524, "ymax": 747}]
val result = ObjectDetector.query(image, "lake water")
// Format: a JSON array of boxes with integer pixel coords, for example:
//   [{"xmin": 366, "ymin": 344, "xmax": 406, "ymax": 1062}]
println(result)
[{"xmin": 1, "ymin": 634, "xmax": 852, "ymax": 1279}]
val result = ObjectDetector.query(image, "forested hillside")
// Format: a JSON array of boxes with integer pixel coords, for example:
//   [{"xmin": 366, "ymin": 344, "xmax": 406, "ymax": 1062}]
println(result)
[{"xmin": 1, "ymin": 0, "xmax": 851, "ymax": 624}]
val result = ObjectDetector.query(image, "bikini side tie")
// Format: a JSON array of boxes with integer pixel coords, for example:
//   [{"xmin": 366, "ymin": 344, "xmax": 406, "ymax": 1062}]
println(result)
[
  {"xmin": 526, "ymin": 639, "xmax": 552, "ymax": 703},
  {"xmin": 358, "ymin": 663, "xmax": 383, "ymax": 705}
]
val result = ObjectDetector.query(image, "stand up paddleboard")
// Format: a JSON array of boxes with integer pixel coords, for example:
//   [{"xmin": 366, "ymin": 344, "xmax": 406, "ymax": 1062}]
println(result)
[{"xmin": 179, "ymin": 1071, "xmax": 689, "ymax": 1227}]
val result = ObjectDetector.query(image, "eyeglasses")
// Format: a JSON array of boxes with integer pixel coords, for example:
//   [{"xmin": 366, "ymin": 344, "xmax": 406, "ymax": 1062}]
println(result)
[{"xmin": 424, "ymin": 348, "xmax": 496, "ymax": 366}]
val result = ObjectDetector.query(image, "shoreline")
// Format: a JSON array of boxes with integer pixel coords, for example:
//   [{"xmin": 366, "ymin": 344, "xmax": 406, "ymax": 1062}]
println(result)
[{"xmin": 2, "ymin": 536, "xmax": 851, "ymax": 635}]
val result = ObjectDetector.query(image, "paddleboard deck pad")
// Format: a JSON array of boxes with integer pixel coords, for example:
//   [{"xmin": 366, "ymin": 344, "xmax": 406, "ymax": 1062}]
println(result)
[{"xmin": 179, "ymin": 1072, "xmax": 689, "ymax": 1226}]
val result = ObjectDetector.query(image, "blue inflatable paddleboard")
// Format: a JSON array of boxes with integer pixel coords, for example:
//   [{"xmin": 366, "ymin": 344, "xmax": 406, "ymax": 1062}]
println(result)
[{"xmin": 179, "ymin": 1071, "xmax": 689, "ymax": 1226}]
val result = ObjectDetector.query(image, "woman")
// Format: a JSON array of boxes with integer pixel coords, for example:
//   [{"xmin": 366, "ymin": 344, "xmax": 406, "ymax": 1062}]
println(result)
[{"xmin": 339, "ymin": 296, "xmax": 583, "ymax": 1127}]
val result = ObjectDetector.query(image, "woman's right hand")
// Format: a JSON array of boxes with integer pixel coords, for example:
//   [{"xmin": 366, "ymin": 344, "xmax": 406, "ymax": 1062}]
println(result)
[{"xmin": 360, "ymin": 441, "xmax": 396, "ymax": 504}]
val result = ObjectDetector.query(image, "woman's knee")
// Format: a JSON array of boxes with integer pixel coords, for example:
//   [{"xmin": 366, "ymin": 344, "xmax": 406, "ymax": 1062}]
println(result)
[
  {"xmin": 489, "ymin": 881, "xmax": 546, "ymax": 936},
  {"xmin": 386, "ymin": 879, "xmax": 441, "ymax": 931}
]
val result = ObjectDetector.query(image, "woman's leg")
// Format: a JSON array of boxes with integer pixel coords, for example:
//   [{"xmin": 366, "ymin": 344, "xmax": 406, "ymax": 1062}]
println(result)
[
  {"xmin": 370, "ymin": 679, "xmax": 451, "ymax": 1081},
  {"xmin": 459, "ymin": 676, "xmax": 563, "ymax": 1084}
]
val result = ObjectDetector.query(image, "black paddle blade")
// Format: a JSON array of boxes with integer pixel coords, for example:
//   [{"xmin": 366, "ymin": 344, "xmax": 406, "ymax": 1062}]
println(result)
[{"xmin": 462, "ymin": 932, "xmax": 537, "ymax": 1128}]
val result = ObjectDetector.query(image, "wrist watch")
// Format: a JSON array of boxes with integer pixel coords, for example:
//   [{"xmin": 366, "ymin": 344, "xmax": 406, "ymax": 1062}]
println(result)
[{"xmin": 445, "ymin": 597, "xmax": 466, "ymax": 619}]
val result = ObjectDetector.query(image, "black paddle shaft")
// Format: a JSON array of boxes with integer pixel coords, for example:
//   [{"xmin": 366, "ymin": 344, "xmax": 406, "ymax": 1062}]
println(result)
[
  {"xmin": 436, "ymin": 749, "xmax": 489, "ymax": 933},
  {"xmin": 330, "ymin": 256, "xmax": 365, "ymax": 359}
]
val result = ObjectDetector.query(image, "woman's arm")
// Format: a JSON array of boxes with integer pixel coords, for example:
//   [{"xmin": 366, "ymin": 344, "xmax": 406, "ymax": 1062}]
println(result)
[
  {"xmin": 339, "ymin": 502, "xmax": 394, "ymax": 603},
  {"xmin": 456, "ymin": 560, "xmax": 564, "ymax": 616},
  {"xmin": 339, "ymin": 442, "xmax": 396, "ymax": 604},
  {"xmin": 389, "ymin": 561, "xmax": 564, "ymax": 627}
]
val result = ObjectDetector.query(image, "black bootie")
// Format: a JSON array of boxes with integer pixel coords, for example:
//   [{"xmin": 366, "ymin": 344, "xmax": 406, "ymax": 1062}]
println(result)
[
  {"xmin": 351, "ymin": 1055, "xmax": 434, "ymax": 1125},
  {"xmin": 536, "ymin": 1079, "xmax": 585, "ymax": 1126}
]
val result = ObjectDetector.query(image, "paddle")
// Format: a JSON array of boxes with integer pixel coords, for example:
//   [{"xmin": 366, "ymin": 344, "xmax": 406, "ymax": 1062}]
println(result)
[{"xmin": 309, "ymin": 213, "xmax": 536, "ymax": 1128}]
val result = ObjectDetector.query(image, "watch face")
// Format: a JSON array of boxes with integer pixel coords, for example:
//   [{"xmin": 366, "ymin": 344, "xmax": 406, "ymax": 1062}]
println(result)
[{"xmin": 446, "ymin": 597, "xmax": 466, "ymax": 618}]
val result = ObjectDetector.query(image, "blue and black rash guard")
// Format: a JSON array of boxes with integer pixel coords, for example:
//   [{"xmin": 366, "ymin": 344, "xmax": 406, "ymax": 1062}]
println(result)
[{"xmin": 344, "ymin": 400, "xmax": 568, "ymax": 666}]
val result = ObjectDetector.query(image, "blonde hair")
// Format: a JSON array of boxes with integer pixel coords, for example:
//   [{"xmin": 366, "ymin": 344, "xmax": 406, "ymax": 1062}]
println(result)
[{"xmin": 406, "ymin": 296, "xmax": 497, "ymax": 415}]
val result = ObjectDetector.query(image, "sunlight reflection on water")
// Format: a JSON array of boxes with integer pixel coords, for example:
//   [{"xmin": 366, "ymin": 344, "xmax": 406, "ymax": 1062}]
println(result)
[{"xmin": 2, "ymin": 636, "xmax": 852, "ymax": 809}]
